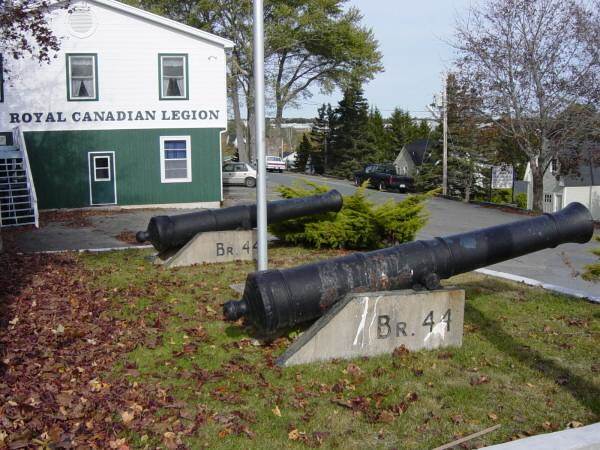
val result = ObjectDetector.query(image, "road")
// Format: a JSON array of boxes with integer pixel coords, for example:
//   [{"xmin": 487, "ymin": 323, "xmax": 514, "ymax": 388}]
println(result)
[{"xmin": 226, "ymin": 171, "xmax": 599, "ymax": 298}]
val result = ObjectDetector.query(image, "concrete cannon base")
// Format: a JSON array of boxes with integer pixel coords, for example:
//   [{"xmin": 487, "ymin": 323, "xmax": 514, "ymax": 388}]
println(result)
[
  {"xmin": 154, "ymin": 230, "xmax": 257, "ymax": 268},
  {"xmin": 277, "ymin": 288, "xmax": 465, "ymax": 367}
]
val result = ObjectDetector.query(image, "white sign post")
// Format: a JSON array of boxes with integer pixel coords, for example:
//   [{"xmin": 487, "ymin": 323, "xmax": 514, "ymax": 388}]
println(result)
[{"xmin": 491, "ymin": 165, "xmax": 514, "ymax": 189}]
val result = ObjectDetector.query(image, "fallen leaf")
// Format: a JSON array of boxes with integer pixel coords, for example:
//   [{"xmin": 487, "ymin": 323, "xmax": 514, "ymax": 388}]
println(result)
[
  {"xmin": 542, "ymin": 421, "xmax": 559, "ymax": 431},
  {"xmin": 470, "ymin": 375, "xmax": 490, "ymax": 386},
  {"xmin": 451, "ymin": 414, "xmax": 463, "ymax": 424},
  {"xmin": 272, "ymin": 405, "xmax": 282, "ymax": 417},
  {"xmin": 377, "ymin": 410, "xmax": 395, "ymax": 423},
  {"xmin": 567, "ymin": 421, "xmax": 583, "ymax": 428},
  {"xmin": 288, "ymin": 428, "xmax": 300, "ymax": 441},
  {"xmin": 405, "ymin": 392, "xmax": 418, "ymax": 402},
  {"xmin": 488, "ymin": 412, "xmax": 498, "ymax": 421},
  {"xmin": 121, "ymin": 410, "xmax": 135, "ymax": 425},
  {"xmin": 393, "ymin": 345, "xmax": 410, "ymax": 357}
]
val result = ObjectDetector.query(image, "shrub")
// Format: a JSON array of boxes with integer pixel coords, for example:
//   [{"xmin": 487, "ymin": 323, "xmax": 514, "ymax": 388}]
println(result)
[
  {"xmin": 582, "ymin": 236, "xmax": 600, "ymax": 282},
  {"xmin": 490, "ymin": 188, "xmax": 512, "ymax": 205},
  {"xmin": 515, "ymin": 193, "xmax": 527, "ymax": 209},
  {"xmin": 485, "ymin": 189, "xmax": 527, "ymax": 209},
  {"xmin": 269, "ymin": 182, "xmax": 431, "ymax": 249}
]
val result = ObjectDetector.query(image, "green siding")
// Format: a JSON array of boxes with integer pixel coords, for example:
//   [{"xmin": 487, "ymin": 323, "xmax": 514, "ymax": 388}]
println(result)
[{"xmin": 23, "ymin": 128, "xmax": 222, "ymax": 209}]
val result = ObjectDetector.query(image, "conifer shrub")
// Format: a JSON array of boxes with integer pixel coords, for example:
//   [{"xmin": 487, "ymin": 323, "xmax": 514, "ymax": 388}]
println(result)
[{"xmin": 269, "ymin": 182, "xmax": 431, "ymax": 249}]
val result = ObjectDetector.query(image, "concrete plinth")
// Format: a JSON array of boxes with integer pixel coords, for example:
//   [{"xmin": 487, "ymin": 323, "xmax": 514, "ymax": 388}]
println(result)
[
  {"xmin": 277, "ymin": 288, "xmax": 465, "ymax": 367},
  {"xmin": 155, "ymin": 230, "xmax": 257, "ymax": 268}
]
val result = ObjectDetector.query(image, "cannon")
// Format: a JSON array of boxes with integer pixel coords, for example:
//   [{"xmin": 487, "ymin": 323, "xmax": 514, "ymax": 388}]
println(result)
[
  {"xmin": 136, "ymin": 189, "xmax": 343, "ymax": 253},
  {"xmin": 223, "ymin": 202, "xmax": 594, "ymax": 333}
]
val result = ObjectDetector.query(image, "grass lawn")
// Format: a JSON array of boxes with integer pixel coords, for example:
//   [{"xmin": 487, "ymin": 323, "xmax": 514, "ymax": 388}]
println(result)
[{"xmin": 1, "ymin": 245, "xmax": 599, "ymax": 449}]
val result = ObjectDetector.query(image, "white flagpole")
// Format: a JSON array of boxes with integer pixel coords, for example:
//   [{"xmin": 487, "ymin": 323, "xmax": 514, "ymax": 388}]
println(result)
[{"xmin": 253, "ymin": 0, "xmax": 268, "ymax": 270}]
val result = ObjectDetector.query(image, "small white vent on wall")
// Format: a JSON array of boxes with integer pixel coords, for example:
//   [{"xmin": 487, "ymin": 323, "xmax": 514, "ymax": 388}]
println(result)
[{"xmin": 68, "ymin": 3, "xmax": 98, "ymax": 38}]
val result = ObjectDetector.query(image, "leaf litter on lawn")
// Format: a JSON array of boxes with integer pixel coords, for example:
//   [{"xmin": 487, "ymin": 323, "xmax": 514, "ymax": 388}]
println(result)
[{"xmin": 0, "ymin": 252, "xmax": 193, "ymax": 448}]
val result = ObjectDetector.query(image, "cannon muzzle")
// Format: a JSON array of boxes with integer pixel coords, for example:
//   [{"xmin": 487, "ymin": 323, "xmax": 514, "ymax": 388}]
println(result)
[
  {"xmin": 137, "ymin": 189, "xmax": 343, "ymax": 252},
  {"xmin": 224, "ymin": 202, "xmax": 594, "ymax": 333}
]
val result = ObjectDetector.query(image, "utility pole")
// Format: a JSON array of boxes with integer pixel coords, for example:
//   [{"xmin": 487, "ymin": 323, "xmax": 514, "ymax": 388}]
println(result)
[
  {"xmin": 426, "ymin": 74, "xmax": 448, "ymax": 196},
  {"xmin": 442, "ymin": 79, "xmax": 448, "ymax": 196},
  {"xmin": 253, "ymin": 0, "xmax": 268, "ymax": 270}
]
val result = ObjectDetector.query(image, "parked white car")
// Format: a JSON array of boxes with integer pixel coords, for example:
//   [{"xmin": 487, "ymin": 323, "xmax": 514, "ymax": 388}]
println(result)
[
  {"xmin": 266, "ymin": 156, "xmax": 286, "ymax": 172},
  {"xmin": 222, "ymin": 162, "xmax": 257, "ymax": 187}
]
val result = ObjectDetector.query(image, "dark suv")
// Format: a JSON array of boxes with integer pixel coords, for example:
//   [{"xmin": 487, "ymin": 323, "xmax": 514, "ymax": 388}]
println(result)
[{"xmin": 354, "ymin": 164, "xmax": 413, "ymax": 192}]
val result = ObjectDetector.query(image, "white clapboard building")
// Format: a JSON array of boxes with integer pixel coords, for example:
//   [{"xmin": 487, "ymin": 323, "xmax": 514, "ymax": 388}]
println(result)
[{"xmin": 0, "ymin": 0, "xmax": 232, "ymax": 226}]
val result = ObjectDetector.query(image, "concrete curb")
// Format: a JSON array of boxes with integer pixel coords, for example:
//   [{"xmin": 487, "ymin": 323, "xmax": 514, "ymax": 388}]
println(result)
[
  {"xmin": 481, "ymin": 422, "xmax": 600, "ymax": 449},
  {"xmin": 475, "ymin": 268, "xmax": 600, "ymax": 303},
  {"xmin": 18, "ymin": 245, "xmax": 154, "ymax": 255}
]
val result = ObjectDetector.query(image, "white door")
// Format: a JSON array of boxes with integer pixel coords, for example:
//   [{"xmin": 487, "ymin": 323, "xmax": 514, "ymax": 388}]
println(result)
[
  {"xmin": 555, "ymin": 194, "xmax": 563, "ymax": 211},
  {"xmin": 543, "ymin": 193, "xmax": 553, "ymax": 213}
]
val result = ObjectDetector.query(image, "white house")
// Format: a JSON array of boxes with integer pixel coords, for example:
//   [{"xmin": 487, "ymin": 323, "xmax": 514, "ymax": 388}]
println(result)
[
  {"xmin": 523, "ymin": 160, "xmax": 600, "ymax": 219},
  {"xmin": 0, "ymin": 0, "xmax": 233, "ymax": 226}
]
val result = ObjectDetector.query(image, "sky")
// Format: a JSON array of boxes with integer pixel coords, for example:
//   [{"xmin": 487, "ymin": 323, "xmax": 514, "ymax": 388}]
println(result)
[{"xmin": 285, "ymin": 0, "xmax": 476, "ymax": 119}]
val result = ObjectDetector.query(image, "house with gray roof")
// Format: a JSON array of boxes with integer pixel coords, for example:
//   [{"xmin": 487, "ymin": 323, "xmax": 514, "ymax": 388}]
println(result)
[{"xmin": 393, "ymin": 139, "xmax": 431, "ymax": 176}]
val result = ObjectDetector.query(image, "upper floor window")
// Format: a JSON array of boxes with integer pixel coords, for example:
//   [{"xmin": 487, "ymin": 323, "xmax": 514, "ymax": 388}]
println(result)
[
  {"xmin": 67, "ymin": 54, "xmax": 98, "ymax": 101},
  {"xmin": 159, "ymin": 54, "xmax": 188, "ymax": 100},
  {"xmin": 551, "ymin": 159, "xmax": 558, "ymax": 173}
]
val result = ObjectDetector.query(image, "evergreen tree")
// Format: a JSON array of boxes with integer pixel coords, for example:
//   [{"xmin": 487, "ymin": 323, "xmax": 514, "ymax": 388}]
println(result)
[
  {"xmin": 388, "ymin": 108, "xmax": 414, "ymax": 150},
  {"xmin": 417, "ymin": 120, "xmax": 431, "ymax": 140},
  {"xmin": 294, "ymin": 134, "xmax": 312, "ymax": 173},
  {"xmin": 387, "ymin": 108, "xmax": 430, "ymax": 157},
  {"xmin": 368, "ymin": 107, "xmax": 393, "ymax": 161},
  {"xmin": 445, "ymin": 73, "xmax": 492, "ymax": 201},
  {"xmin": 328, "ymin": 84, "xmax": 374, "ymax": 178},
  {"xmin": 309, "ymin": 104, "xmax": 331, "ymax": 174}
]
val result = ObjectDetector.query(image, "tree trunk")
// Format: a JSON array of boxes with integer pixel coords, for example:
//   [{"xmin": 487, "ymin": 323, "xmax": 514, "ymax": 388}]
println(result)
[
  {"xmin": 530, "ymin": 158, "xmax": 544, "ymax": 212},
  {"xmin": 274, "ymin": 105, "xmax": 284, "ymax": 157},
  {"xmin": 230, "ymin": 76, "xmax": 248, "ymax": 162},
  {"xmin": 464, "ymin": 182, "xmax": 471, "ymax": 203},
  {"xmin": 247, "ymin": 109, "xmax": 256, "ymax": 164}
]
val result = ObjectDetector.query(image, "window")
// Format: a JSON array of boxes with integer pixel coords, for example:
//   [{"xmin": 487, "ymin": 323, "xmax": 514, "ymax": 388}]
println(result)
[
  {"xmin": 93, "ymin": 156, "xmax": 111, "ymax": 181},
  {"xmin": 67, "ymin": 54, "xmax": 98, "ymax": 101},
  {"xmin": 0, "ymin": 54, "xmax": 4, "ymax": 102},
  {"xmin": 222, "ymin": 164, "xmax": 235, "ymax": 172},
  {"xmin": 234, "ymin": 163, "xmax": 247, "ymax": 172},
  {"xmin": 160, "ymin": 136, "xmax": 191, "ymax": 183},
  {"xmin": 159, "ymin": 54, "xmax": 188, "ymax": 100},
  {"xmin": 544, "ymin": 194, "xmax": 552, "ymax": 203}
]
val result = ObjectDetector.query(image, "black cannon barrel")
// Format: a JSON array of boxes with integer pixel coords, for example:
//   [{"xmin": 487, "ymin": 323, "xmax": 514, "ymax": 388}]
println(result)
[
  {"xmin": 136, "ymin": 189, "xmax": 343, "ymax": 252},
  {"xmin": 223, "ymin": 202, "xmax": 594, "ymax": 333}
]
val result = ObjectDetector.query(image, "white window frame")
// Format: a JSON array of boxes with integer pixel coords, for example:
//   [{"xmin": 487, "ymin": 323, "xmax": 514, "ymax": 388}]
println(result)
[
  {"xmin": 93, "ymin": 155, "xmax": 111, "ymax": 181},
  {"xmin": 67, "ymin": 54, "xmax": 98, "ymax": 101},
  {"xmin": 160, "ymin": 136, "xmax": 192, "ymax": 183},
  {"xmin": 159, "ymin": 54, "xmax": 188, "ymax": 100}
]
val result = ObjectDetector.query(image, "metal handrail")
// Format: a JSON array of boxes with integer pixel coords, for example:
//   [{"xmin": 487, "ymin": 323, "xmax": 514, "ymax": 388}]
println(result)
[{"xmin": 13, "ymin": 127, "xmax": 38, "ymax": 227}]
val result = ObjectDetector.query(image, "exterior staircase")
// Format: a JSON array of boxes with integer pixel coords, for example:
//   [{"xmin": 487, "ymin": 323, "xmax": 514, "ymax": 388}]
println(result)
[{"xmin": 0, "ymin": 128, "xmax": 38, "ymax": 227}]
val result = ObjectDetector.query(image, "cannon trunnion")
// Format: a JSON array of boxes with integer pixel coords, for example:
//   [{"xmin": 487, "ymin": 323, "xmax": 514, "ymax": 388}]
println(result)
[{"xmin": 223, "ymin": 202, "xmax": 594, "ymax": 333}]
